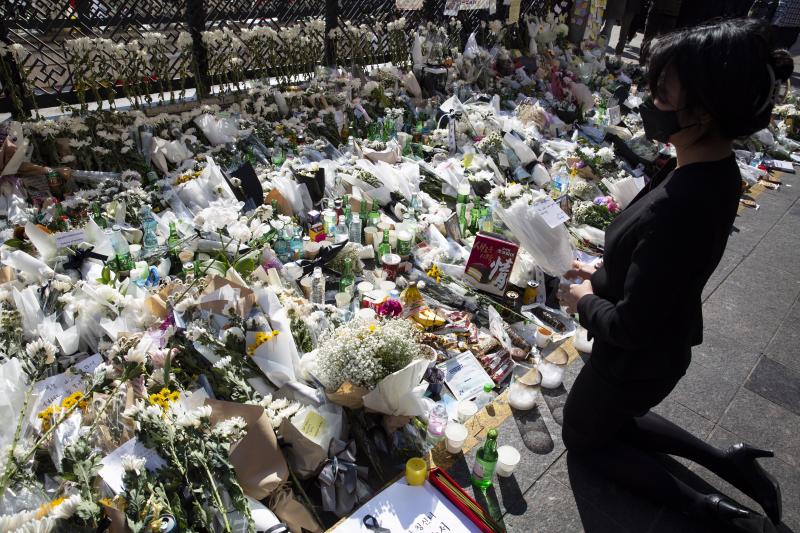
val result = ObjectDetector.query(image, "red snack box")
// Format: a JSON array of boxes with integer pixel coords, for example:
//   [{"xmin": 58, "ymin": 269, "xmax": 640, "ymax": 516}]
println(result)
[{"xmin": 465, "ymin": 233, "xmax": 519, "ymax": 296}]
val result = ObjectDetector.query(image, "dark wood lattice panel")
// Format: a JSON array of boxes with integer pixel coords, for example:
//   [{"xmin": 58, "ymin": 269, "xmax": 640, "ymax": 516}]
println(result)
[
  {"xmin": 4, "ymin": 0, "xmax": 192, "ymax": 103},
  {"xmin": 203, "ymin": 0, "xmax": 327, "ymax": 79}
]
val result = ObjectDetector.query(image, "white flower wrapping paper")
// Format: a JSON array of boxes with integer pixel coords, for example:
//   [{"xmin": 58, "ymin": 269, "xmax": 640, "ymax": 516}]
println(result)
[
  {"xmin": 361, "ymin": 358, "xmax": 430, "ymax": 417},
  {"xmin": 193, "ymin": 113, "xmax": 242, "ymax": 146},
  {"xmin": 0, "ymin": 358, "xmax": 29, "ymax": 452},
  {"xmin": 492, "ymin": 191, "xmax": 574, "ymax": 276},
  {"xmin": 251, "ymin": 287, "xmax": 303, "ymax": 388}
]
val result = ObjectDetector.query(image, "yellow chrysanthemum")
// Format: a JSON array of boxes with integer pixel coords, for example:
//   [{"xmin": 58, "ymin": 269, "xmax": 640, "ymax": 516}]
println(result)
[{"xmin": 62, "ymin": 397, "xmax": 77, "ymax": 410}]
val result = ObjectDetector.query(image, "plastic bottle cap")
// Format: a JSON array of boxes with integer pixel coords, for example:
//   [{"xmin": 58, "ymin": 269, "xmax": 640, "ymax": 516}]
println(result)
[{"xmin": 483, "ymin": 383, "xmax": 494, "ymax": 393}]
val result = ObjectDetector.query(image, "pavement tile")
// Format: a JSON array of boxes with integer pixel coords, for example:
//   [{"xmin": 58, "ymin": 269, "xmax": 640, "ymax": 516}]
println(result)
[
  {"xmin": 692, "ymin": 327, "xmax": 761, "ymax": 385},
  {"xmin": 765, "ymin": 299, "xmax": 800, "ymax": 376},
  {"xmin": 749, "ymin": 224, "xmax": 800, "ymax": 277},
  {"xmin": 726, "ymin": 207, "xmax": 781, "ymax": 255},
  {"xmin": 701, "ymin": 256, "xmax": 800, "ymax": 351},
  {"xmin": 502, "ymin": 473, "xmax": 623, "ymax": 533},
  {"xmin": 702, "ymin": 249, "xmax": 744, "ymax": 301},
  {"xmin": 694, "ymin": 425, "xmax": 800, "ymax": 533},
  {"xmin": 547, "ymin": 453, "xmax": 662, "ymax": 532},
  {"xmin": 745, "ymin": 357, "xmax": 800, "ymax": 417},
  {"xmin": 665, "ymin": 357, "xmax": 740, "ymax": 423},
  {"xmin": 718, "ymin": 388, "xmax": 800, "ymax": 469}
]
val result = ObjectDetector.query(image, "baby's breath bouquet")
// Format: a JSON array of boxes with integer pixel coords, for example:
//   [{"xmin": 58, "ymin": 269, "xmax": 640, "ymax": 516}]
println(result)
[
  {"xmin": 314, "ymin": 318, "xmax": 422, "ymax": 391},
  {"xmin": 310, "ymin": 318, "xmax": 431, "ymax": 418}
]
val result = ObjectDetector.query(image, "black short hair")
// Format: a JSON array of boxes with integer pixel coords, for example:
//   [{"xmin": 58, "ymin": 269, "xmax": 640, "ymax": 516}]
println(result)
[{"xmin": 647, "ymin": 18, "xmax": 794, "ymax": 139}]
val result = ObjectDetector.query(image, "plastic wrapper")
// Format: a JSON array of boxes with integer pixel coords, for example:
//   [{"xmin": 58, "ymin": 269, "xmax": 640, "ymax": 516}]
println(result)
[
  {"xmin": 252, "ymin": 287, "xmax": 303, "ymax": 387},
  {"xmin": 492, "ymin": 191, "xmax": 573, "ymax": 276},
  {"xmin": 151, "ymin": 137, "xmax": 193, "ymax": 174},
  {"xmin": 2, "ymin": 250, "xmax": 54, "ymax": 282},
  {"xmin": 0, "ymin": 175, "xmax": 29, "ymax": 224},
  {"xmin": 604, "ymin": 176, "xmax": 644, "ymax": 209},
  {"xmin": 272, "ymin": 174, "xmax": 313, "ymax": 215},
  {"xmin": 194, "ymin": 114, "xmax": 242, "ymax": 146},
  {"xmin": 355, "ymin": 159, "xmax": 420, "ymax": 202},
  {"xmin": 361, "ymin": 358, "xmax": 430, "ymax": 417},
  {"xmin": 0, "ymin": 359, "xmax": 30, "ymax": 453},
  {"xmin": 503, "ymin": 132, "xmax": 537, "ymax": 165}
]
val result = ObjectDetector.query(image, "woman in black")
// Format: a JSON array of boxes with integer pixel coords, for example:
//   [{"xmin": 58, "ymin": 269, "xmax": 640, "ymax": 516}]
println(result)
[{"xmin": 557, "ymin": 19, "xmax": 794, "ymax": 532}]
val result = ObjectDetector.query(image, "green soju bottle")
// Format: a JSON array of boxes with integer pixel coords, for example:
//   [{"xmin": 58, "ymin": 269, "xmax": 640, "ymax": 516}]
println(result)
[
  {"xmin": 167, "ymin": 221, "xmax": 181, "ymax": 252},
  {"xmin": 471, "ymin": 428, "xmax": 498, "ymax": 489},
  {"xmin": 340, "ymin": 257, "xmax": 355, "ymax": 294},
  {"xmin": 376, "ymin": 229, "xmax": 391, "ymax": 264}
]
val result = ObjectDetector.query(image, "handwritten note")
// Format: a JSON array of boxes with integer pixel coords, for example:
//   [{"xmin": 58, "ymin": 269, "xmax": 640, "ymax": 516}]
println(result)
[
  {"xmin": 54, "ymin": 230, "xmax": 87, "ymax": 249},
  {"xmin": 29, "ymin": 354, "xmax": 103, "ymax": 425},
  {"xmin": 330, "ymin": 479, "xmax": 482, "ymax": 533},
  {"xmin": 301, "ymin": 411, "xmax": 327, "ymax": 439},
  {"xmin": 99, "ymin": 438, "xmax": 167, "ymax": 494},
  {"xmin": 533, "ymin": 197, "xmax": 570, "ymax": 228}
]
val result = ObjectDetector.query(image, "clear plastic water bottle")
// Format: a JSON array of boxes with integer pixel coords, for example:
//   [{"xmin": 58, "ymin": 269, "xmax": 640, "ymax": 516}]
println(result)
[
  {"xmin": 426, "ymin": 402, "xmax": 448, "ymax": 446},
  {"xmin": 349, "ymin": 213, "xmax": 362, "ymax": 244},
  {"xmin": 310, "ymin": 267, "xmax": 326, "ymax": 305},
  {"xmin": 334, "ymin": 215, "xmax": 349, "ymax": 244},
  {"xmin": 141, "ymin": 206, "xmax": 160, "ymax": 255},
  {"xmin": 474, "ymin": 383, "xmax": 495, "ymax": 410}
]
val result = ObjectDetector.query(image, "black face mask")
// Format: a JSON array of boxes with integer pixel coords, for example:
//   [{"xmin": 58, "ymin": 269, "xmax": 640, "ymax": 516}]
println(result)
[{"xmin": 639, "ymin": 98, "xmax": 696, "ymax": 143}]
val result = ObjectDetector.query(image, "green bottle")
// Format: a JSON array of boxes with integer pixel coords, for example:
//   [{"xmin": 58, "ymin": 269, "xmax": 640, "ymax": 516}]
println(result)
[
  {"xmin": 458, "ymin": 203, "xmax": 468, "ymax": 237},
  {"xmin": 92, "ymin": 202, "xmax": 107, "ymax": 229},
  {"xmin": 340, "ymin": 257, "xmax": 355, "ymax": 294},
  {"xmin": 376, "ymin": 229, "xmax": 391, "ymax": 264},
  {"xmin": 359, "ymin": 199, "xmax": 368, "ymax": 221},
  {"xmin": 470, "ymin": 204, "xmax": 481, "ymax": 236},
  {"xmin": 368, "ymin": 207, "xmax": 381, "ymax": 229},
  {"xmin": 471, "ymin": 428, "xmax": 499, "ymax": 489},
  {"xmin": 167, "ymin": 221, "xmax": 181, "ymax": 252}
]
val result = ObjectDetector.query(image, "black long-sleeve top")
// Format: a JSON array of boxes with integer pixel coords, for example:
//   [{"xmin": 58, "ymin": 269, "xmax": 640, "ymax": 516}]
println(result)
[{"xmin": 577, "ymin": 154, "xmax": 742, "ymax": 382}]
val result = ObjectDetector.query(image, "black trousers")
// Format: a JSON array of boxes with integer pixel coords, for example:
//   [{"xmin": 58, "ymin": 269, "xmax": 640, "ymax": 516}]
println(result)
[{"xmin": 562, "ymin": 357, "xmax": 744, "ymax": 513}]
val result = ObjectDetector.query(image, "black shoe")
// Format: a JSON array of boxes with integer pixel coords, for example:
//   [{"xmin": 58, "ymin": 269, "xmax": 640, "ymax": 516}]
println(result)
[
  {"xmin": 725, "ymin": 443, "xmax": 782, "ymax": 525},
  {"xmin": 701, "ymin": 494, "xmax": 776, "ymax": 533}
]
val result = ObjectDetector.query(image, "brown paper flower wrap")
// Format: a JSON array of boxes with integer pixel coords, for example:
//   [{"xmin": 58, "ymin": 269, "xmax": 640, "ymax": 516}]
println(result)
[
  {"xmin": 324, "ymin": 382, "xmax": 369, "ymax": 410},
  {"xmin": 206, "ymin": 399, "xmax": 322, "ymax": 533}
]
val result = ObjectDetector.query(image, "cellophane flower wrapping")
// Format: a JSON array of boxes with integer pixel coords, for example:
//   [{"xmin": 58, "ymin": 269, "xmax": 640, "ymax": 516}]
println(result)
[{"xmin": 491, "ymin": 189, "xmax": 574, "ymax": 276}]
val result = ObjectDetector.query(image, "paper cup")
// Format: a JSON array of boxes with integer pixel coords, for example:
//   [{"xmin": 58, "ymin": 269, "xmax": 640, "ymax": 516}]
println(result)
[
  {"xmin": 357, "ymin": 307, "xmax": 377, "ymax": 322},
  {"xmin": 335, "ymin": 292, "xmax": 351, "ymax": 309},
  {"xmin": 379, "ymin": 280, "xmax": 396, "ymax": 293},
  {"xmin": 445, "ymin": 423, "xmax": 468, "ymax": 454},
  {"xmin": 457, "ymin": 400, "xmax": 478, "ymax": 423},
  {"xmin": 363, "ymin": 227, "xmax": 378, "ymax": 246},
  {"xmin": 299, "ymin": 277, "xmax": 313, "ymax": 298},
  {"xmin": 304, "ymin": 241, "xmax": 321, "ymax": 259},
  {"xmin": 496, "ymin": 446, "xmax": 521, "ymax": 477},
  {"xmin": 535, "ymin": 327, "xmax": 553, "ymax": 348},
  {"xmin": 178, "ymin": 249, "xmax": 194, "ymax": 263}
]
